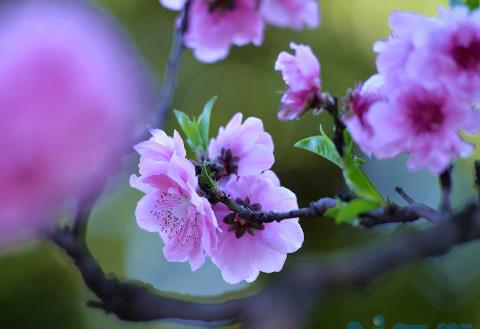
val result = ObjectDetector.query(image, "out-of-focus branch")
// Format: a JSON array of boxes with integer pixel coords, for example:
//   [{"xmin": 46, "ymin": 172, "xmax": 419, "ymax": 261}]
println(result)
[
  {"xmin": 48, "ymin": 226, "xmax": 244, "ymax": 324},
  {"xmin": 150, "ymin": 1, "xmax": 191, "ymax": 129},
  {"xmin": 474, "ymin": 160, "xmax": 480, "ymax": 202},
  {"xmin": 48, "ymin": 203, "xmax": 480, "ymax": 328},
  {"xmin": 439, "ymin": 166, "xmax": 453, "ymax": 214},
  {"xmin": 358, "ymin": 204, "xmax": 420, "ymax": 228}
]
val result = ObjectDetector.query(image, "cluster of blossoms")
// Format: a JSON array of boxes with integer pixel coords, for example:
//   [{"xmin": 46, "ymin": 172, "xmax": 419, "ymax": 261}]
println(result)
[
  {"xmin": 276, "ymin": 7, "xmax": 480, "ymax": 174},
  {"xmin": 159, "ymin": 0, "xmax": 320, "ymax": 63},
  {"xmin": 131, "ymin": 113, "xmax": 303, "ymax": 283},
  {"xmin": 0, "ymin": 0, "xmax": 152, "ymax": 247}
]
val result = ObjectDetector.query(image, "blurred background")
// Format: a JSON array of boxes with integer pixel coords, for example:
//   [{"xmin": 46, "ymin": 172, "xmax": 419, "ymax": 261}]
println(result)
[{"xmin": 3, "ymin": 0, "xmax": 480, "ymax": 328}]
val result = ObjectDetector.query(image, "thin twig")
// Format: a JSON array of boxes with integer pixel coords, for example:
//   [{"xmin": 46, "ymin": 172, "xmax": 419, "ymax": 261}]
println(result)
[
  {"xmin": 150, "ymin": 1, "xmax": 191, "ymax": 129},
  {"xmin": 322, "ymin": 93, "xmax": 345, "ymax": 156},
  {"xmin": 395, "ymin": 186, "xmax": 443, "ymax": 223},
  {"xmin": 395, "ymin": 186, "xmax": 415, "ymax": 204}
]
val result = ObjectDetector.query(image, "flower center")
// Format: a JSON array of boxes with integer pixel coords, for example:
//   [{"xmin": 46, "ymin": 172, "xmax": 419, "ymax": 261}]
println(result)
[
  {"xmin": 204, "ymin": 0, "xmax": 235, "ymax": 12},
  {"xmin": 451, "ymin": 35, "xmax": 480, "ymax": 72},
  {"xmin": 211, "ymin": 148, "xmax": 239, "ymax": 179},
  {"xmin": 407, "ymin": 98, "xmax": 445, "ymax": 134},
  {"xmin": 151, "ymin": 191, "xmax": 199, "ymax": 244},
  {"xmin": 223, "ymin": 197, "xmax": 265, "ymax": 239}
]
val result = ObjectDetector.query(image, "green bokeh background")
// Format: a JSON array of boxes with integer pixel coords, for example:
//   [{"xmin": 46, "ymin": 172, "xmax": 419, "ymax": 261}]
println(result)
[{"xmin": 3, "ymin": 0, "xmax": 480, "ymax": 328}]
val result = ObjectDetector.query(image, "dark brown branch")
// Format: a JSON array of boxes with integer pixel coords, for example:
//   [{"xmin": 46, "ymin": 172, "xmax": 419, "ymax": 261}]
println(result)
[
  {"xmin": 322, "ymin": 93, "xmax": 345, "ymax": 156},
  {"xmin": 206, "ymin": 183, "xmax": 424, "ymax": 226},
  {"xmin": 209, "ymin": 184, "xmax": 337, "ymax": 223},
  {"xmin": 48, "ymin": 204, "xmax": 480, "ymax": 328}
]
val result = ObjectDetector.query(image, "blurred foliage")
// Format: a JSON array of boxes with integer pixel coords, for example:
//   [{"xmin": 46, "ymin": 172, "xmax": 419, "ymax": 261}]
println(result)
[{"xmin": 4, "ymin": 0, "xmax": 480, "ymax": 328}]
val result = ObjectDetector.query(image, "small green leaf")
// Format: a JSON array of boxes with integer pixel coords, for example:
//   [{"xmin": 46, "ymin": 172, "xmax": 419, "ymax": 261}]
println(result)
[
  {"xmin": 199, "ymin": 161, "xmax": 218, "ymax": 190},
  {"xmin": 174, "ymin": 110, "xmax": 203, "ymax": 156},
  {"xmin": 342, "ymin": 151, "xmax": 384, "ymax": 205},
  {"xmin": 325, "ymin": 199, "xmax": 379, "ymax": 224},
  {"xmin": 294, "ymin": 126, "xmax": 342, "ymax": 168},
  {"xmin": 197, "ymin": 96, "xmax": 217, "ymax": 151}
]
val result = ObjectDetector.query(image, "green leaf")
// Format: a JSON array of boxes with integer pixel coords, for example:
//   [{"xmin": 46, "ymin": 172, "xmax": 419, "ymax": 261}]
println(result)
[
  {"xmin": 174, "ymin": 110, "xmax": 204, "ymax": 156},
  {"xmin": 199, "ymin": 161, "xmax": 218, "ymax": 190},
  {"xmin": 197, "ymin": 96, "xmax": 217, "ymax": 151},
  {"xmin": 466, "ymin": 0, "xmax": 480, "ymax": 9},
  {"xmin": 342, "ymin": 151, "xmax": 384, "ymax": 205},
  {"xmin": 294, "ymin": 126, "xmax": 342, "ymax": 168},
  {"xmin": 325, "ymin": 199, "xmax": 379, "ymax": 224}
]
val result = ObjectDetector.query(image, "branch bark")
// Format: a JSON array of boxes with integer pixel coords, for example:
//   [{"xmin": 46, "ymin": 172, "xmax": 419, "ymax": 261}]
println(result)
[
  {"xmin": 48, "ymin": 203, "xmax": 480, "ymax": 329},
  {"xmin": 149, "ymin": 1, "xmax": 191, "ymax": 129}
]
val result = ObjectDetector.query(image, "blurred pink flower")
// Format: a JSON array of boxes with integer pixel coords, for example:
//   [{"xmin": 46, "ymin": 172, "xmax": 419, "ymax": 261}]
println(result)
[
  {"xmin": 159, "ymin": 0, "xmax": 187, "ymax": 11},
  {"xmin": 343, "ymin": 74, "xmax": 385, "ymax": 156},
  {"xmin": 417, "ymin": 7, "xmax": 480, "ymax": 102},
  {"xmin": 208, "ymin": 113, "xmax": 274, "ymax": 177},
  {"xmin": 211, "ymin": 173, "xmax": 303, "ymax": 284},
  {"xmin": 159, "ymin": 0, "xmax": 321, "ymax": 63},
  {"xmin": 366, "ymin": 7, "xmax": 480, "ymax": 173},
  {"xmin": 375, "ymin": 7, "xmax": 480, "ymax": 102},
  {"xmin": 374, "ymin": 11, "xmax": 434, "ymax": 90},
  {"xmin": 275, "ymin": 43, "xmax": 321, "ymax": 121},
  {"xmin": 366, "ymin": 83, "xmax": 479, "ymax": 174},
  {"xmin": 184, "ymin": 0, "xmax": 264, "ymax": 63},
  {"xmin": 0, "ymin": 0, "xmax": 153, "ymax": 248},
  {"xmin": 131, "ymin": 131, "xmax": 218, "ymax": 271},
  {"xmin": 261, "ymin": 0, "xmax": 320, "ymax": 30}
]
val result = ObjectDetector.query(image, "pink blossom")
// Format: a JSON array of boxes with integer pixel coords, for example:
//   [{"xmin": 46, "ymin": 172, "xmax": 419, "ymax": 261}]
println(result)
[
  {"xmin": 374, "ymin": 11, "xmax": 434, "ymax": 90},
  {"xmin": 275, "ymin": 43, "xmax": 321, "ymax": 121},
  {"xmin": 210, "ymin": 173, "xmax": 303, "ymax": 283},
  {"xmin": 366, "ymin": 83, "xmax": 479, "ymax": 174},
  {"xmin": 0, "ymin": 0, "xmax": 153, "ymax": 248},
  {"xmin": 184, "ymin": 0, "xmax": 264, "ymax": 63},
  {"xmin": 261, "ymin": 0, "xmax": 320, "ymax": 30},
  {"xmin": 416, "ymin": 7, "xmax": 480, "ymax": 102},
  {"xmin": 131, "ymin": 132, "xmax": 218, "ymax": 271},
  {"xmin": 208, "ymin": 113, "xmax": 274, "ymax": 177},
  {"xmin": 375, "ymin": 7, "xmax": 480, "ymax": 103},
  {"xmin": 343, "ymin": 74, "xmax": 385, "ymax": 156},
  {"xmin": 134, "ymin": 129, "xmax": 186, "ymax": 175}
]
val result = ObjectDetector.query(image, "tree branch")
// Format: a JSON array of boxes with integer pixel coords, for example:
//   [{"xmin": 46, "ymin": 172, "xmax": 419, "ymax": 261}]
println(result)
[
  {"xmin": 48, "ymin": 226, "xmax": 244, "ymax": 324},
  {"xmin": 358, "ymin": 204, "xmax": 420, "ymax": 228},
  {"xmin": 150, "ymin": 1, "xmax": 191, "ymax": 129},
  {"xmin": 48, "ymin": 203, "xmax": 480, "ymax": 328},
  {"xmin": 395, "ymin": 186, "xmax": 444, "ymax": 223},
  {"xmin": 474, "ymin": 160, "xmax": 480, "ymax": 202},
  {"xmin": 208, "ymin": 183, "xmax": 337, "ymax": 222},
  {"xmin": 439, "ymin": 166, "xmax": 453, "ymax": 214}
]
